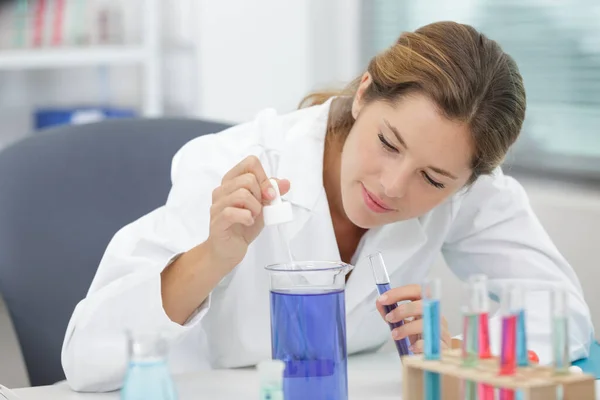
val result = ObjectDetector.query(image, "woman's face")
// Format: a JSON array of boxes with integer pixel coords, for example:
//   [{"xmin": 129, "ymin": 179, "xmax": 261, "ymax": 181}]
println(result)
[{"xmin": 340, "ymin": 76, "xmax": 474, "ymax": 229}]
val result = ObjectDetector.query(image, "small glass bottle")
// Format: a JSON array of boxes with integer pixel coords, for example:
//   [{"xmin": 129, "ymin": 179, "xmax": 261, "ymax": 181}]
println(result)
[
  {"xmin": 121, "ymin": 332, "xmax": 178, "ymax": 400},
  {"xmin": 258, "ymin": 360, "xmax": 285, "ymax": 400}
]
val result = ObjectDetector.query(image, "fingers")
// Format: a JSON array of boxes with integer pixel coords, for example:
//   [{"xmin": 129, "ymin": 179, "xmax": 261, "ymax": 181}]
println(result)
[
  {"xmin": 211, "ymin": 207, "xmax": 254, "ymax": 232},
  {"xmin": 216, "ymin": 173, "xmax": 262, "ymax": 201},
  {"xmin": 451, "ymin": 338, "xmax": 463, "ymax": 349},
  {"xmin": 409, "ymin": 338, "xmax": 450, "ymax": 354},
  {"xmin": 222, "ymin": 155, "xmax": 269, "ymax": 187},
  {"xmin": 410, "ymin": 339, "xmax": 424, "ymax": 354},
  {"xmin": 399, "ymin": 321, "xmax": 451, "ymax": 350},
  {"xmin": 376, "ymin": 301, "xmax": 386, "ymax": 319},
  {"xmin": 377, "ymin": 284, "xmax": 422, "ymax": 306},
  {"xmin": 384, "ymin": 301, "xmax": 423, "ymax": 324},
  {"xmin": 221, "ymin": 156, "xmax": 274, "ymax": 202},
  {"xmin": 220, "ymin": 156, "xmax": 290, "ymax": 203},
  {"xmin": 392, "ymin": 318, "xmax": 422, "ymax": 341},
  {"xmin": 441, "ymin": 317, "xmax": 452, "ymax": 348},
  {"xmin": 211, "ymin": 188, "xmax": 262, "ymax": 219},
  {"xmin": 274, "ymin": 178, "xmax": 291, "ymax": 197}
]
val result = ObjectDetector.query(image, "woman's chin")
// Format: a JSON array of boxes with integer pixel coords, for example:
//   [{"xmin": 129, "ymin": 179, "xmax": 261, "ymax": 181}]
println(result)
[{"xmin": 345, "ymin": 205, "xmax": 381, "ymax": 229}]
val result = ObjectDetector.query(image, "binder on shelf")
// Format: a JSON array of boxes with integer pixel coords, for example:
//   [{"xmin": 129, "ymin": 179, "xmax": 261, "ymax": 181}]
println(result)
[{"xmin": 34, "ymin": 106, "xmax": 136, "ymax": 130}]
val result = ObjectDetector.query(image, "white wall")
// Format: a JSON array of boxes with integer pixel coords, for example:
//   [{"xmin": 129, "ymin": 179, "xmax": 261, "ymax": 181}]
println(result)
[
  {"xmin": 193, "ymin": 0, "xmax": 310, "ymax": 124},
  {"xmin": 193, "ymin": 0, "xmax": 362, "ymax": 124}
]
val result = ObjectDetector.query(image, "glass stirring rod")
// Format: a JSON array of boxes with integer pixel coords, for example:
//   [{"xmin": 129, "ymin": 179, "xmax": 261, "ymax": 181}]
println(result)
[{"xmin": 368, "ymin": 252, "xmax": 412, "ymax": 357}]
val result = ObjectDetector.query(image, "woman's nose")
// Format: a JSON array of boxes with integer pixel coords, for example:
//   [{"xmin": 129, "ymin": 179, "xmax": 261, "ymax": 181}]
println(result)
[{"xmin": 381, "ymin": 167, "xmax": 411, "ymax": 199}]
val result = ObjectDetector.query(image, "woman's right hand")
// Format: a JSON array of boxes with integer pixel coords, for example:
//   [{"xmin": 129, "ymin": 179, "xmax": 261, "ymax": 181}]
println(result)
[{"xmin": 206, "ymin": 155, "xmax": 290, "ymax": 271}]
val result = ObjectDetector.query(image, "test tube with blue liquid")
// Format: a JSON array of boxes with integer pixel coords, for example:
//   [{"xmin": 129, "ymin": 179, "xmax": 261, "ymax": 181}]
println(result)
[
  {"xmin": 368, "ymin": 252, "xmax": 412, "ymax": 357},
  {"xmin": 422, "ymin": 278, "xmax": 441, "ymax": 400},
  {"xmin": 513, "ymin": 287, "xmax": 528, "ymax": 400},
  {"xmin": 514, "ymin": 287, "xmax": 529, "ymax": 369}
]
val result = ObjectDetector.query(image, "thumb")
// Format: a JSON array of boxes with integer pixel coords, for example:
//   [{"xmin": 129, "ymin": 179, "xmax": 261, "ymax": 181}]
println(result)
[
  {"xmin": 275, "ymin": 178, "xmax": 291, "ymax": 196},
  {"xmin": 261, "ymin": 178, "xmax": 291, "ymax": 203}
]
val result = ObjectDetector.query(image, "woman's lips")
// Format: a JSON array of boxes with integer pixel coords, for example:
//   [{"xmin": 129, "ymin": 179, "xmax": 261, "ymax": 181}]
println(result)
[{"xmin": 361, "ymin": 184, "xmax": 394, "ymax": 213}]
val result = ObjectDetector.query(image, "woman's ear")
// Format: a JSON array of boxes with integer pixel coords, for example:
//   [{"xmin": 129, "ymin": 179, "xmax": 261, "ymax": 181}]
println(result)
[{"xmin": 352, "ymin": 72, "xmax": 372, "ymax": 119}]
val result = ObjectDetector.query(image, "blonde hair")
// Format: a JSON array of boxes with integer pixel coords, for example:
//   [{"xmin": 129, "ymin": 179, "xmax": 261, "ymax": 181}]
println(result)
[{"xmin": 301, "ymin": 21, "xmax": 526, "ymax": 183}]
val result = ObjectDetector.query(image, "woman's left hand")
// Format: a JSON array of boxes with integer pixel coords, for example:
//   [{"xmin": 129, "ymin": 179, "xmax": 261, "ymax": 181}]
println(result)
[{"xmin": 376, "ymin": 284, "xmax": 453, "ymax": 354}]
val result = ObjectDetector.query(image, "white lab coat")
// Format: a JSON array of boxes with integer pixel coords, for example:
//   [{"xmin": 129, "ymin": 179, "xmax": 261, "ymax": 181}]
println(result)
[{"xmin": 61, "ymin": 99, "xmax": 594, "ymax": 392}]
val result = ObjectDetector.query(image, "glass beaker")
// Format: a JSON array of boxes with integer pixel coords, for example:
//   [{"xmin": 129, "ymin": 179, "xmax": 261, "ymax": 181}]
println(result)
[
  {"xmin": 265, "ymin": 261, "xmax": 354, "ymax": 400},
  {"xmin": 121, "ymin": 332, "xmax": 178, "ymax": 400}
]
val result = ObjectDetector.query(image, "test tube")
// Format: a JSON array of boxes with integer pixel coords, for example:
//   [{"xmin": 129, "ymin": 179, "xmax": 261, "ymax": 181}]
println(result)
[
  {"xmin": 462, "ymin": 275, "xmax": 494, "ymax": 400},
  {"xmin": 423, "ymin": 278, "xmax": 442, "ymax": 360},
  {"xmin": 499, "ymin": 286, "xmax": 520, "ymax": 400},
  {"xmin": 473, "ymin": 275, "xmax": 495, "ymax": 400},
  {"xmin": 514, "ymin": 287, "xmax": 529, "ymax": 368},
  {"xmin": 368, "ymin": 252, "xmax": 412, "ymax": 357},
  {"xmin": 469, "ymin": 275, "xmax": 492, "ymax": 360},
  {"xmin": 552, "ymin": 285, "xmax": 570, "ymax": 374},
  {"xmin": 461, "ymin": 283, "xmax": 478, "ymax": 400},
  {"xmin": 422, "ymin": 279, "xmax": 441, "ymax": 400}
]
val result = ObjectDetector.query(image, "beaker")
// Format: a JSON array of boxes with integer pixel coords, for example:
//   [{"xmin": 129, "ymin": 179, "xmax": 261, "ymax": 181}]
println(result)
[
  {"xmin": 121, "ymin": 332, "xmax": 178, "ymax": 400},
  {"xmin": 265, "ymin": 261, "xmax": 354, "ymax": 400}
]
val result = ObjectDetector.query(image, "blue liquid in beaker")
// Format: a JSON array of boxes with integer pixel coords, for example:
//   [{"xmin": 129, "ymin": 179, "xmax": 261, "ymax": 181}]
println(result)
[
  {"xmin": 270, "ymin": 289, "xmax": 348, "ymax": 400},
  {"xmin": 376, "ymin": 283, "xmax": 411, "ymax": 356},
  {"xmin": 121, "ymin": 361, "xmax": 177, "ymax": 400}
]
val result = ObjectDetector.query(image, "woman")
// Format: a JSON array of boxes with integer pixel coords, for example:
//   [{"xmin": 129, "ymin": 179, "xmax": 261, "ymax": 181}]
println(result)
[{"xmin": 62, "ymin": 21, "xmax": 593, "ymax": 391}]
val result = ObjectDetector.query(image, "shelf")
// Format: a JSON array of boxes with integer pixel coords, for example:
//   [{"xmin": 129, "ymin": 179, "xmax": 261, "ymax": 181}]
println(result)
[{"xmin": 0, "ymin": 46, "xmax": 148, "ymax": 70}]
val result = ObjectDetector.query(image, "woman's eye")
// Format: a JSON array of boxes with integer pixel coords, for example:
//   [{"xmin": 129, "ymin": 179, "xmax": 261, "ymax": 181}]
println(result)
[
  {"xmin": 378, "ymin": 133, "xmax": 398, "ymax": 153},
  {"xmin": 422, "ymin": 172, "xmax": 445, "ymax": 189}
]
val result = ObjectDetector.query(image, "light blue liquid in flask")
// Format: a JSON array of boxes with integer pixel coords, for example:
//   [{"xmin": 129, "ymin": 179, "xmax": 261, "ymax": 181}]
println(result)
[
  {"xmin": 121, "ymin": 332, "xmax": 178, "ymax": 400},
  {"xmin": 266, "ymin": 261, "xmax": 353, "ymax": 400}
]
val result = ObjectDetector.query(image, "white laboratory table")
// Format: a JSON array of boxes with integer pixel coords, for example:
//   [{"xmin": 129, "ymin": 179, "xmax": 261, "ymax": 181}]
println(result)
[
  {"xmin": 13, "ymin": 351, "xmax": 403, "ymax": 400},
  {"xmin": 12, "ymin": 351, "xmax": 600, "ymax": 400}
]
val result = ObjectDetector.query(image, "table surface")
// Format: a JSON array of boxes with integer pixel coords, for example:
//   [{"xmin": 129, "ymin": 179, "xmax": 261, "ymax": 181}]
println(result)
[
  {"xmin": 11, "ymin": 351, "xmax": 600, "ymax": 400},
  {"xmin": 13, "ymin": 351, "xmax": 403, "ymax": 400}
]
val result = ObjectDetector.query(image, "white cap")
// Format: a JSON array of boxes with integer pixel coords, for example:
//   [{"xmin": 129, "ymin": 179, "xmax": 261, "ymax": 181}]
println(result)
[
  {"xmin": 257, "ymin": 359, "xmax": 285, "ymax": 386},
  {"xmin": 263, "ymin": 178, "xmax": 293, "ymax": 226},
  {"xmin": 568, "ymin": 365, "xmax": 583, "ymax": 374}
]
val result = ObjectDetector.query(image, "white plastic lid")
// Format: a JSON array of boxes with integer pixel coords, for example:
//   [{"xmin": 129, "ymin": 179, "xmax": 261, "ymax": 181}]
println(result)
[
  {"xmin": 263, "ymin": 178, "xmax": 293, "ymax": 226},
  {"xmin": 257, "ymin": 359, "xmax": 285, "ymax": 386},
  {"xmin": 568, "ymin": 365, "xmax": 583, "ymax": 374}
]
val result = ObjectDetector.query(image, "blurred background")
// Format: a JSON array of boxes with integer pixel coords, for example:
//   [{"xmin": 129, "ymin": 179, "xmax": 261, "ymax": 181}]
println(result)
[
  {"xmin": 0, "ymin": 0, "xmax": 599, "ymax": 173},
  {"xmin": 0, "ymin": 0, "xmax": 598, "ymax": 388}
]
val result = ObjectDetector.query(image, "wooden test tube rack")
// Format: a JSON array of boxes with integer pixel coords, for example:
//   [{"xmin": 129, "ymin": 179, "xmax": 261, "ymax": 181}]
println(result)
[{"xmin": 402, "ymin": 349, "xmax": 596, "ymax": 400}]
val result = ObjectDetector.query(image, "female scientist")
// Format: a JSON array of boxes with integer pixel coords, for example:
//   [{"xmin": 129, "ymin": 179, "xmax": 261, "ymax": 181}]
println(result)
[{"xmin": 62, "ymin": 21, "xmax": 593, "ymax": 391}]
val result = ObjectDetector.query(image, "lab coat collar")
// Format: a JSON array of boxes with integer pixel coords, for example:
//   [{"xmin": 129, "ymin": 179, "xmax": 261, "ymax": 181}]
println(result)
[{"xmin": 277, "ymin": 98, "xmax": 332, "ymax": 211}]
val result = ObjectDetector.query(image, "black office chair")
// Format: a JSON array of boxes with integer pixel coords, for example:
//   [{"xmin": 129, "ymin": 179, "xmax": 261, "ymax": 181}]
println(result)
[{"xmin": 0, "ymin": 118, "xmax": 231, "ymax": 386}]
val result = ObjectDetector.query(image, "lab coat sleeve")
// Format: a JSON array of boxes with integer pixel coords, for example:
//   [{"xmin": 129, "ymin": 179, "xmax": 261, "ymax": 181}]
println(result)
[
  {"xmin": 60, "ymin": 129, "xmax": 242, "ymax": 392},
  {"xmin": 441, "ymin": 170, "xmax": 594, "ymax": 365}
]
